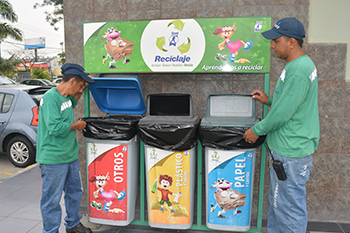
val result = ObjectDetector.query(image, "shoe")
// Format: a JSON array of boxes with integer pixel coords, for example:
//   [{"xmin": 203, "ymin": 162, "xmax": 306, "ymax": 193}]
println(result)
[
  {"xmin": 244, "ymin": 40, "xmax": 253, "ymax": 50},
  {"xmin": 66, "ymin": 222, "xmax": 92, "ymax": 233},
  {"xmin": 160, "ymin": 207, "xmax": 164, "ymax": 212}
]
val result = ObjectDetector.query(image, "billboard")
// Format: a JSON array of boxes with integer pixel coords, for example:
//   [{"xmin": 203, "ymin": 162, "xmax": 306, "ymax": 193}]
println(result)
[
  {"xmin": 83, "ymin": 17, "xmax": 271, "ymax": 73},
  {"xmin": 24, "ymin": 37, "xmax": 46, "ymax": 49}
]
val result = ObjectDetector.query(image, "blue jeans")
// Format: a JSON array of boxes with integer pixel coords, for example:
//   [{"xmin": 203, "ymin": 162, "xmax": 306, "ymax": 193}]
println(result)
[
  {"xmin": 267, "ymin": 152, "xmax": 313, "ymax": 233},
  {"xmin": 40, "ymin": 159, "xmax": 83, "ymax": 233}
]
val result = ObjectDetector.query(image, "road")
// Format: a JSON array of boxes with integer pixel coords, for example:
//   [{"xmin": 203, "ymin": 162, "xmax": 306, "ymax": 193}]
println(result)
[{"xmin": 0, "ymin": 152, "xmax": 37, "ymax": 182}]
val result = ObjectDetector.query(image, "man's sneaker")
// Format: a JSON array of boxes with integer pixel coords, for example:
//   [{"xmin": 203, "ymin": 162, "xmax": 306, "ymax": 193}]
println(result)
[{"xmin": 66, "ymin": 222, "xmax": 92, "ymax": 233}]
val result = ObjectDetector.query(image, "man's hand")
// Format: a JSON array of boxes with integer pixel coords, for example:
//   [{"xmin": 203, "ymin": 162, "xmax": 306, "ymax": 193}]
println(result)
[
  {"xmin": 70, "ymin": 119, "xmax": 87, "ymax": 131},
  {"xmin": 251, "ymin": 90, "xmax": 269, "ymax": 105},
  {"xmin": 243, "ymin": 127, "xmax": 259, "ymax": 144}
]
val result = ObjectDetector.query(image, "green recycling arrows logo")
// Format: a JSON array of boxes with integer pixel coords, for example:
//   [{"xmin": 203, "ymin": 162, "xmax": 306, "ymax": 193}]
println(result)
[
  {"xmin": 140, "ymin": 19, "xmax": 205, "ymax": 72},
  {"xmin": 155, "ymin": 19, "xmax": 191, "ymax": 54}
]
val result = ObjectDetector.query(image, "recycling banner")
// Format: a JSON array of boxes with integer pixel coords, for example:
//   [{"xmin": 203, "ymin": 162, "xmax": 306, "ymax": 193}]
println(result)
[{"xmin": 83, "ymin": 17, "xmax": 271, "ymax": 74}]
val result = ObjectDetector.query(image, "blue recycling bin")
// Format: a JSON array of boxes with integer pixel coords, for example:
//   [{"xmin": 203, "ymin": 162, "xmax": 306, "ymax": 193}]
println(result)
[{"xmin": 199, "ymin": 94, "xmax": 265, "ymax": 232}]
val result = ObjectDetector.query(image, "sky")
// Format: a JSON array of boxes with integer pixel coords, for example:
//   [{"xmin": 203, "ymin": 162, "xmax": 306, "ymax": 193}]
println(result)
[{"xmin": 1, "ymin": 0, "xmax": 64, "ymax": 59}]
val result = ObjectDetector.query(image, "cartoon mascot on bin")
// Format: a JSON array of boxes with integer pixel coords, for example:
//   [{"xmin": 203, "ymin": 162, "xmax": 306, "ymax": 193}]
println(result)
[
  {"xmin": 89, "ymin": 172, "xmax": 126, "ymax": 213},
  {"xmin": 210, "ymin": 178, "xmax": 247, "ymax": 218},
  {"xmin": 151, "ymin": 174, "xmax": 182, "ymax": 215}
]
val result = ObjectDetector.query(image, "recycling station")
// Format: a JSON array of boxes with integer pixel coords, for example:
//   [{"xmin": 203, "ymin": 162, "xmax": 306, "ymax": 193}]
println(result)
[{"xmin": 82, "ymin": 16, "xmax": 272, "ymax": 232}]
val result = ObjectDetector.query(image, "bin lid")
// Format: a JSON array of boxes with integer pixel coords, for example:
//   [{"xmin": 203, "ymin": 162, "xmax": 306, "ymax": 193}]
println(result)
[
  {"xmin": 146, "ymin": 93, "xmax": 194, "ymax": 117},
  {"xmin": 88, "ymin": 74, "xmax": 146, "ymax": 115},
  {"xmin": 201, "ymin": 94, "xmax": 258, "ymax": 127}
]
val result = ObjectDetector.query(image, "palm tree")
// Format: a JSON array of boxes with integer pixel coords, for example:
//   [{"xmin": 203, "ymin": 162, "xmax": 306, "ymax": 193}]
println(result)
[
  {"xmin": 0, "ymin": 0, "xmax": 22, "ymax": 41},
  {"xmin": 0, "ymin": 54, "xmax": 20, "ymax": 76}
]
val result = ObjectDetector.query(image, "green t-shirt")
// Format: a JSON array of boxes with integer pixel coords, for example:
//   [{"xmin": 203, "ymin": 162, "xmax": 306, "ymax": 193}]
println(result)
[
  {"xmin": 36, "ymin": 88, "xmax": 79, "ymax": 164},
  {"xmin": 253, "ymin": 55, "xmax": 320, "ymax": 158}
]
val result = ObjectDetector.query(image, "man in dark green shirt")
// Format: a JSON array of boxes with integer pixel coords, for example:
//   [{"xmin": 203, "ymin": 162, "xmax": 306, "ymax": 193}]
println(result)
[
  {"xmin": 243, "ymin": 18, "xmax": 319, "ymax": 233},
  {"xmin": 37, "ymin": 63, "xmax": 94, "ymax": 233}
]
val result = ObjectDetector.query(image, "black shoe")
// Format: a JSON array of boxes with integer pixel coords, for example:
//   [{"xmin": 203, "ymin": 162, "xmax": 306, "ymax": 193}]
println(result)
[{"xmin": 66, "ymin": 222, "xmax": 92, "ymax": 233}]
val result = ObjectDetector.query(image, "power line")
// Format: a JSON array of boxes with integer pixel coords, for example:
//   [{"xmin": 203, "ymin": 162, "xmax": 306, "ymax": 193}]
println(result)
[{"xmin": 15, "ymin": 22, "xmax": 63, "ymax": 37}]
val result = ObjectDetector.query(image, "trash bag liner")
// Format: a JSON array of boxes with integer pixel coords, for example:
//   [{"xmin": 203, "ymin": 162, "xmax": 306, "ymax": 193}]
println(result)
[
  {"xmin": 199, "ymin": 125, "xmax": 266, "ymax": 150},
  {"xmin": 138, "ymin": 116, "xmax": 201, "ymax": 151},
  {"xmin": 82, "ymin": 115, "xmax": 141, "ymax": 140}
]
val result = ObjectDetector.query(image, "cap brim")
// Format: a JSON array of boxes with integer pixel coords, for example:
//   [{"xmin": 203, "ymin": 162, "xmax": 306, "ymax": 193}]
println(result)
[
  {"xmin": 80, "ymin": 73, "xmax": 95, "ymax": 84},
  {"xmin": 261, "ymin": 29, "xmax": 283, "ymax": 40}
]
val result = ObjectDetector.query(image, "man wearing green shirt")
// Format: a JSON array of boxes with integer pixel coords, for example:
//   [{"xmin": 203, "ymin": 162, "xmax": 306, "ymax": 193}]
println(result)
[
  {"xmin": 37, "ymin": 63, "xmax": 94, "ymax": 233},
  {"xmin": 243, "ymin": 18, "xmax": 319, "ymax": 233}
]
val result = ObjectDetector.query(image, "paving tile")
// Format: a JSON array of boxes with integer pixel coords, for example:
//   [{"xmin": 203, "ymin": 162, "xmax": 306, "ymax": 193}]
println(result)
[
  {"xmin": 9, "ymin": 196, "xmax": 42, "ymax": 221},
  {"xmin": 0, "ymin": 216, "xmax": 40, "ymax": 233}
]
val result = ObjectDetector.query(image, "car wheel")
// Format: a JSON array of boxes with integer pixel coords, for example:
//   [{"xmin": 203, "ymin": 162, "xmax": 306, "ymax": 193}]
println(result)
[{"xmin": 6, "ymin": 136, "xmax": 36, "ymax": 168}]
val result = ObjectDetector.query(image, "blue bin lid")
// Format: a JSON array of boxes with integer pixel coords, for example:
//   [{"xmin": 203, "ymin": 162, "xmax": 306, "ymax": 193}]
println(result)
[{"xmin": 88, "ymin": 74, "xmax": 146, "ymax": 115}]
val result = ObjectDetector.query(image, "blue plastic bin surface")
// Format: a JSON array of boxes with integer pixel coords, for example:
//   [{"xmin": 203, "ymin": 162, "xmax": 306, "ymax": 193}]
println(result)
[{"xmin": 88, "ymin": 75, "xmax": 146, "ymax": 115}]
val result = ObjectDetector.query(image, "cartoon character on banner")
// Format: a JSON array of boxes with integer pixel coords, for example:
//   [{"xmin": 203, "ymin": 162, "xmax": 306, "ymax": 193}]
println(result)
[
  {"xmin": 210, "ymin": 178, "xmax": 247, "ymax": 218},
  {"xmin": 101, "ymin": 27, "xmax": 134, "ymax": 68},
  {"xmin": 213, "ymin": 23, "xmax": 253, "ymax": 63},
  {"xmin": 89, "ymin": 172, "xmax": 126, "ymax": 213},
  {"xmin": 151, "ymin": 174, "xmax": 182, "ymax": 215}
]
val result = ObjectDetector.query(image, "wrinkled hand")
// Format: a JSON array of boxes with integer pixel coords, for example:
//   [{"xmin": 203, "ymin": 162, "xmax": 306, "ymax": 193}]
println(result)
[
  {"xmin": 71, "ymin": 119, "xmax": 87, "ymax": 131},
  {"xmin": 251, "ymin": 90, "xmax": 269, "ymax": 105},
  {"xmin": 243, "ymin": 127, "xmax": 259, "ymax": 144}
]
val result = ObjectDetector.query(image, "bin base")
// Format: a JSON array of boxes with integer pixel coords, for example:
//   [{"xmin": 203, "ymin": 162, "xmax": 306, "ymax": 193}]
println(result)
[
  {"xmin": 207, "ymin": 223, "xmax": 250, "ymax": 232},
  {"xmin": 149, "ymin": 222, "xmax": 192, "ymax": 230},
  {"xmin": 89, "ymin": 216, "xmax": 134, "ymax": 227}
]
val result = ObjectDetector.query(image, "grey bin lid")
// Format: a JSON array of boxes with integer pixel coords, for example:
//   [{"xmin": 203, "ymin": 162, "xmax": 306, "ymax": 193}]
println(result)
[{"xmin": 201, "ymin": 94, "xmax": 258, "ymax": 127}]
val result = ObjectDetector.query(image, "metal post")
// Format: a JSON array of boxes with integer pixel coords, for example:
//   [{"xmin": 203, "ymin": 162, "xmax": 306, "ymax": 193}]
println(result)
[
  {"xmin": 256, "ymin": 73, "xmax": 269, "ymax": 232},
  {"xmin": 140, "ymin": 140, "xmax": 145, "ymax": 223},
  {"xmin": 197, "ymin": 141, "xmax": 203, "ymax": 227}
]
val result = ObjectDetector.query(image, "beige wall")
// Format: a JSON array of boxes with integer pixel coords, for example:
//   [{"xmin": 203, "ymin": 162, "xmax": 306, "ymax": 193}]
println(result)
[{"xmin": 309, "ymin": 0, "xmax": 350, "ymax": 81}]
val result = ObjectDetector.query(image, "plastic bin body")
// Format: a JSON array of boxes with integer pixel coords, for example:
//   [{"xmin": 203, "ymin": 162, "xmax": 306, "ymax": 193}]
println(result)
[
  {"xmin": 206, "ymin": 148, "xmax": 255, "ymax": 231},
  {"xmin": 145, "ymin": 145, "xmax": 195, "ymax": 229},
  {"xmin": 201, "ymin": 94, "xmax": 263, "ymax": 231},
  {"xmin": 84, "ymin": 75, "xmax": 146, "ymax": 226},
  {"xmin": 86, "ymin": 136, "xmax": 139, "ymax": 226},
  {"xmin": 138, "ymin": 93, "xmax": 199, "ymax": 229}
]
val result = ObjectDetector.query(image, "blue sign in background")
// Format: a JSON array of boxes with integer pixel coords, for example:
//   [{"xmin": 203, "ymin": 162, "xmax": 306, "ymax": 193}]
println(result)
[{"xmin": 207, "ymin": 150, "xmax": 254, "ymax": 227}]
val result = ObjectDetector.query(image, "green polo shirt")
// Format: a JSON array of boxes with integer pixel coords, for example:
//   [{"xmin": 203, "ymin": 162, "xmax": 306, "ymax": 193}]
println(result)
[
  {"xmin": 253, "ymin": 55, "xmax": 320, "ymax": 158},
  {"xmin": 36, "ymin": 88, "xmax": 79, "ymax": 164}
]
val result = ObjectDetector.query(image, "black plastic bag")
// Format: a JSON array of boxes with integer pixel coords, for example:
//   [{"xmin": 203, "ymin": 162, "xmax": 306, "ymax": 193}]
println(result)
[
  {"xmin": 138, "ymin": 117, "xmax": 201, "ymax": 151},
  {"xmin": 82, "ymin": 115, "xmax": 141, "ymax": 140},
  {"xmin": 199, "ymin": 125, "xmax": 266, "ymax": 150}
]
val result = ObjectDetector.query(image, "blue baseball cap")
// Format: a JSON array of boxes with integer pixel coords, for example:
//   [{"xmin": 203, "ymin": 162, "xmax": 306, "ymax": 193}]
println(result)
[
  {"xmin": 61, "ymin": 63, "xmax": 94, "ymax": 84},
  {"xmin": 262, "ymin": 17, "xmax": 305, "ymax": 40}
]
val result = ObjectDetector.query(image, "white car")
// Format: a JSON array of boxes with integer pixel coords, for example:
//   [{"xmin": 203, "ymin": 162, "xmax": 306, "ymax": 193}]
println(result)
[{"xmin": 52, "ymin": 78, "xmax": 63, "ymax": 85}]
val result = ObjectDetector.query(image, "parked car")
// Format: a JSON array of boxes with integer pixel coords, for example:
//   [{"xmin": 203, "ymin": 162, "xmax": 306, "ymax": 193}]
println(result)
[
  {"xmin": 52, "ymin": 77, "xmax": 63, "ymax": 85},
  {"xmin": 0, "ymin": 75, "xmax": 17, "ymax": 85},
  {"xmin": 20, "ymin": 79, "xmax": 55, "ymax": 87},
  {"xmin": 0, "ymin": 84, "xmax": 51, "ymax": 167}
]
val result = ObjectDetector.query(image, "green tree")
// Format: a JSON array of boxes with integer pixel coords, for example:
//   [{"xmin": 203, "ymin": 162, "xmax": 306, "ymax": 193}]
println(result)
[
  {"xmin": 0, "ymin": 0, "xmax": 22, "ymax": 41},
  {"xmin": 0, "ymin": 54, "xmax": 20, "ymax": 77},
  {"xmin": 31, "ymin": 67, "xmax": 51, "ymax": 80},
  {"xmin": 58, "ymin": 51, "xmax": 65, "ymax": 64},
  {"xmin": 34, "ymin": 0, "xmax": 63, "ymax": 31}
]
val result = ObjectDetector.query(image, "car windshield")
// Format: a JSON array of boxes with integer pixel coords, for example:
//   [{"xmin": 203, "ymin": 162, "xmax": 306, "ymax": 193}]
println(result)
[
  {"xmin": 0, "ymin": 76, "xmax": 16, "ymax": 85},
  {"xmin": 42, "ymin": 79, "xmax": 55, "ymax": 85}
]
